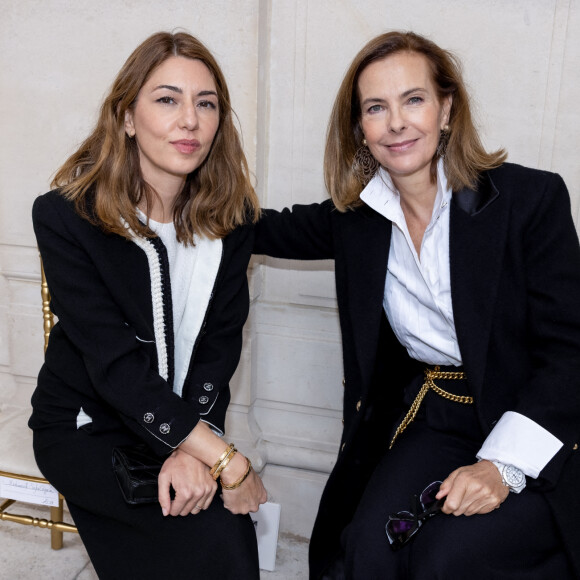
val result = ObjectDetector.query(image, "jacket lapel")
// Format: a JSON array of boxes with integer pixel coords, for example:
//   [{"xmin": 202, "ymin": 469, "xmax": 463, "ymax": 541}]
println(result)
[{"xmin": 450, "ymin": 171, "xmax": 507, "ymax": 396}]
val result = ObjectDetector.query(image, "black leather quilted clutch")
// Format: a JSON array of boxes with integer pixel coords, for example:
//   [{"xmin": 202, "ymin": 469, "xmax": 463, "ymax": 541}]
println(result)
[{"xmin": 112, "ymin": 444, "xmax": 164, "ymax": 504}]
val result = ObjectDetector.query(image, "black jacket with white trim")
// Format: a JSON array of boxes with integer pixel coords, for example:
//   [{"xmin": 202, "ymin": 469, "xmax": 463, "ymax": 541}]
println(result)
[{"xmin": 31, "ymin": 189, "xmax": 253, "ymax": 456}]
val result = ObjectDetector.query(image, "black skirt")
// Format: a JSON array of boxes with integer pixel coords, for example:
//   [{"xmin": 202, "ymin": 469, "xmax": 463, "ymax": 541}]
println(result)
[{"xmin": 31, "ymin": 374, "xmax": 259, "ymax": 580}]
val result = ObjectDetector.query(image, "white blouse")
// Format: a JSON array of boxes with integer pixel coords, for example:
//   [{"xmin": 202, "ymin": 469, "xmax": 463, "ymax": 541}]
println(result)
[
  {"xmin": 137, "ymin": 210, "xmax": 198, "ymax": 350},
  {"xmin": 363, "ymin": 162, "xmax": 460, "ymax": 366}
]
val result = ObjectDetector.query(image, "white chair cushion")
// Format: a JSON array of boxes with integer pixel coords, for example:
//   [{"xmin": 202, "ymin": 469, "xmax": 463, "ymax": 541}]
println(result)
[{"xmin": 0, "ymin": 405, "xmax": 44, "ymax": 478}]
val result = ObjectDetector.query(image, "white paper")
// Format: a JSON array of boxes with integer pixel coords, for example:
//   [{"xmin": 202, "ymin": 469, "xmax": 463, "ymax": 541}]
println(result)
[
  {"xmin": 0, "ymin": 476, "xmax": 59, "ymax": 507},
  {"xmin": 250, "ymin": 501, "xmax": 281, "ymax": 571}
]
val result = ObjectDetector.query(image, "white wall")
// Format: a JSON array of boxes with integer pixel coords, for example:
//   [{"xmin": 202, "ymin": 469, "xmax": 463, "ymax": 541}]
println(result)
[{"xmin": 1, "ymin": 0, "xmax": 579, "ymax": 539}]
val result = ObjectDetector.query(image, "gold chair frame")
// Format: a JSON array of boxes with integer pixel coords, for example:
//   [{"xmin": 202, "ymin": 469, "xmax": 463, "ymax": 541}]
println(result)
[{"xmin": 0, "ymin": 261, "xmax": 78, "ymax": 548}]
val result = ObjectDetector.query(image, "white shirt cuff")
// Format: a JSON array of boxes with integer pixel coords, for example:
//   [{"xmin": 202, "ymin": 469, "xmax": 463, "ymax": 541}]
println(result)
[
  {"xmin": 200, "ymin": 419, "xmax": 224, "ymax": 437},
  {"xmin": 476, "ymin": 411, "xmax": 563, "ymax": 478}
]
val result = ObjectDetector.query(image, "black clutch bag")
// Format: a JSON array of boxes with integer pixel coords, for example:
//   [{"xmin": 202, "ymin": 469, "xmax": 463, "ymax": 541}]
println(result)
[{"xmin": 112, "ymin": 444, "xmax": 164, "ymax": 505}]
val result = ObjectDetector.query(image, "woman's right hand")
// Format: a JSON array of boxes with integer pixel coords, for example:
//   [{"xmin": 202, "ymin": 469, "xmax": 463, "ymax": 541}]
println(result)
[
  {"xmin": 176, "ymin": 422, "xmax": 267, "ymax": 514},
  {"xmin": 220, "ymin": 452, "xmax": 268, "ymax": 515}
]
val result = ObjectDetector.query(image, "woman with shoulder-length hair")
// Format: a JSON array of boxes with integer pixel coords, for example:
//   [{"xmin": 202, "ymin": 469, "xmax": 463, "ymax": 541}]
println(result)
[
  {"xmin": 31, "ymin": 31, "xmax": 266, "ymax": 579},
  {"xmin": 255, "ymin": 31, "xmax": 580, "ymax": 578}
]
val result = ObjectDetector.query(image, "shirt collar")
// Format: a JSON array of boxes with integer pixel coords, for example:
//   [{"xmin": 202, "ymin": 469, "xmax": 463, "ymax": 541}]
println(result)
[{"xmin": 360, "ymin": 158, "xmax": 452, "ymax": 228}]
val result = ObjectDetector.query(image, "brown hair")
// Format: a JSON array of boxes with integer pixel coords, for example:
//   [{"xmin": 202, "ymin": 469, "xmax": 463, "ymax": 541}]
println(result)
[
  {"xmin": 324, "ymin": 31, "xmax": 507, "ymax": 211},
  {"xmin": 52, "ymin": 31, "xmax": 259, "ymax": 242}
]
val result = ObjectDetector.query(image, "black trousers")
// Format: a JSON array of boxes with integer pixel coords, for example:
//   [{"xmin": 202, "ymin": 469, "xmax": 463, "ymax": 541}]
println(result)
[
  {"xmin": 342, "ymin": 369, "xmax": 573, "ymax": 579},
  {"xmin": 32, "ymin": 417, "xmax": 259, "ymax": 579}
]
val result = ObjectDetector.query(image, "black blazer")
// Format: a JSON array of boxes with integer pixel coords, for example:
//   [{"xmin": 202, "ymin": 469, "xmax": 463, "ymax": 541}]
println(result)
[
  {"xmin": 31, "ymin": 190, "xmax": 253, "ymax": 456},
  {"xmin": 254, "ymin": 162, "xmax": 580, "ymax": 578}
]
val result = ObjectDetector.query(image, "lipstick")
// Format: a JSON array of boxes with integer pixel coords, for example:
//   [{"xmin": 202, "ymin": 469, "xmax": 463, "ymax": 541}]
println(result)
[
  {"xmin": 387, "ymin": 139, "xmax": 417, "ymax": 152},
  {"xmin": 171, "ymin": 139, "xmax": 201, "ymax": 154}
]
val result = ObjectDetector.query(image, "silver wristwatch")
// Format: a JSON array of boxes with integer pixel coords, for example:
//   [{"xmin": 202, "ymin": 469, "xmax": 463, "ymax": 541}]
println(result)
[{"xmin": 491, "ymin": 460, "xmax": 526, "ymax": 493}]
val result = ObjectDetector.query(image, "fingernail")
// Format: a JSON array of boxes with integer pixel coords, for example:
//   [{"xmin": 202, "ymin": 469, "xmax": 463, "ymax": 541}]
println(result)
[{"xmin": 162, "ymin": 508, "xmax": 168, "ymax": 516}]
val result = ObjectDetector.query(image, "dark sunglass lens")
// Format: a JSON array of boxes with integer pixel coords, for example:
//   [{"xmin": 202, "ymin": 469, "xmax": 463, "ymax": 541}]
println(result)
[
  {"xmin": 420, "ymin": 481, "xmax": 442, "ymax": 508},
  {"xmin": 388, "ymin": 518, "xmax": 414, "ymax": 535},
  {"xmin": 386, "ymin": 511, "xmax": 415, "ymax": 538}
]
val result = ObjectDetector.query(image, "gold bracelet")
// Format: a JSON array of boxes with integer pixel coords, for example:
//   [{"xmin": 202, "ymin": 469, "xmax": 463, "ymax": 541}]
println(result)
[
  {"xmin": 213, "ymin": 449, "xmax": 237, "ymax": 480},
  {"xmin": 221, "ymin": 457, "xmax": 252, "ymax": 490},
  {"xmin": 210, "ymin": 443, "xmax": 234, "ymax": 476},
  {"xmin": 211, "ymin": 446, "xmax": 237, "ymax": 481},
  {"xmin": 210, "ymin": 443, "xmax": 236, "ymax": 480}
]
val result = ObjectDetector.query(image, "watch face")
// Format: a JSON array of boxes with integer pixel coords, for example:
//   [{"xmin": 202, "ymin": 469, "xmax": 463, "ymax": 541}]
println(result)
[{"xmin": 504, "ymin": 464, "xmax": 525, "ymax": 487}]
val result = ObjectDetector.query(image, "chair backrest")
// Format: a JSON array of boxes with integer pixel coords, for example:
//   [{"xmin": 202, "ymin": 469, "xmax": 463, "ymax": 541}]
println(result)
[
  {"xmin": 40, "ymin": 261, "xmax": 54, "ymax": 352},
  {"xmin": 0, "ymin": 257, "xmax": 77, "ymax": 549}
]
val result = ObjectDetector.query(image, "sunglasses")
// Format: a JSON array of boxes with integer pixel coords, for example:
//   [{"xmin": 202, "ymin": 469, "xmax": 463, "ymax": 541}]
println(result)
[{"xmin": 385, "ymin": 481, "xmax": 445, "ymax": 550}]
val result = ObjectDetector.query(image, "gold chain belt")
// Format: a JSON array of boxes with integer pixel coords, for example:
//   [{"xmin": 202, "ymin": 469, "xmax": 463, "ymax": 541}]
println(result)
[{"xmin": 389, "ymin": 366, "xmax": 472, "ymax": 449}]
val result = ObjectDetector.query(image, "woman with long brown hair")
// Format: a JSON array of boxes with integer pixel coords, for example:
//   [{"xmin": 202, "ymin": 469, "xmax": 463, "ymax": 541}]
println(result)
[
  {"xmin": 31, "ymin": 31, "xmax": 266, "ymax": 578},
  {"xmin": 255, "ymin": 31, "xmax": 580, "ymax": 578}
]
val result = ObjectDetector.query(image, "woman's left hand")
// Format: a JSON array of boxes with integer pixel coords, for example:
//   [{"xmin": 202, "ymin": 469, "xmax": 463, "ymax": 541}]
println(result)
[
  {"xmin": 435, "ymin": 460, "xmax": 509, "ymax": 516},
  {"xmin": 158, "ymin": 448, "xmax": 218, "ymax": 517}
]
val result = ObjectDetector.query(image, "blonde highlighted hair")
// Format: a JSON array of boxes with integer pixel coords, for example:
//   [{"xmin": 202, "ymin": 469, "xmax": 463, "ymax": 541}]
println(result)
[
  {"xmin": 53, "ymin": 31, "xmax": 259, "ymax": 242},
  {"xmin": 325, "ymin": 31, "xmax": 507, "ymax": 211}
]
